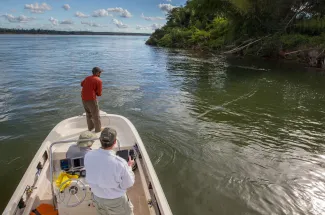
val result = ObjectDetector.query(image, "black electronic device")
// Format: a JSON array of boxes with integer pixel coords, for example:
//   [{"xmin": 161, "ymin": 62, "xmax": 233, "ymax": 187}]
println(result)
[
  {"xmin": 60, "ymin": 159, "xmax": 71, "ymax": 171},
  {"xmin": 80, "ymin": 170, "xmax": 86, "ymax": 177},
  {"xmin": 116, "ymin": 150, "xmax": 129, "ymax": 162},
  {"xmin": 72, "ymin": 157, "xmax": 84, "ymax": 169},
  {"xmin": 60, "ymin": 157, "xmax": 84, "ymax": 171},
  {"xmin": 129, "ymin": 149, "xmax": 135, "ymax": 159}
]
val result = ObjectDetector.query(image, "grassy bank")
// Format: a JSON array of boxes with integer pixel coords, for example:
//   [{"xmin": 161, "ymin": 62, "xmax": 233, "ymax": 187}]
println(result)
[{"xmin": 146, "ymin": 0, "xmax": 325, "ymax": 68}]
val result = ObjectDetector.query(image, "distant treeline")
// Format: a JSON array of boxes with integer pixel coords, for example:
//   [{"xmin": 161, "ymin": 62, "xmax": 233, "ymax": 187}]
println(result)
[{"xmin": 0, "ymin": 28, "xmax": 151, "ymax": 36}]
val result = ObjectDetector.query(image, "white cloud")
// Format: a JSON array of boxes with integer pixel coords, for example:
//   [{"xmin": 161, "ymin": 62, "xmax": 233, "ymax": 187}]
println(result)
[
  {"xmin": 136, "ymin": 25, "xmax": 150, "ymax": 30},
  {"xmin": 107, "ymin": 7, "xmax": 123, "ymax": 13},
  {"xmin": 81, "ymin": 21, "xmax": 101, "ymax": 27},
  {"xmin": 60, "ymin": 20, "xmax": 73, "ymax": 25},
  {"xmin": 2, "ymin": 14, "xmax": 34, "ymax": 23},
  {"xmin": 166, "ymin": 0, "xmax": 172, "ymax": 1},
  {"xmin": 136, "ymin": 23, "xmax": 164, "ymax": 31},
  {"xmin": 107, "ymin": 7, "xmax": 132, "ymax": 18},
  {"xmin": 75, "ymin": 11, "xmax": 89, "ymax": 18},
  {"xmin": 92, "ymin": 9, "xmax": 110, "ymax": 17},
  {"xmin": 121, "ymin": 10, "xmax": 132, "ymax": 18},
  {"xmin": 151, "ymin": 23, "xmax": 163, "ymax": 30},
  {"xmin": 49, "ymin": 17, "xmax": 58, "ymax": 25},
  {"xmin": 112, "ymin": 18, "xmax": 128, "ymax": 28},
  {"xmin": 141, "ymin": 13, "xmax": 165, "ymax": 21},
  {"xmin": 24, "ymin": 3, "xmax": 51, "ymax": 14},
  {"xmin": 158, "ymin": 4, "xmax": 176, "ymax": 12},
  {"xmin": 62, "ymin": 4, "xmax": 70, "ymax": 11}
]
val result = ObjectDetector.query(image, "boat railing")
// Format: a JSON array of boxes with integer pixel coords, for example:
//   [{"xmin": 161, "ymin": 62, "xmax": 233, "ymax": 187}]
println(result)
[{"xmin": 48, "ymin": 138, "xmax": 99, "ymax": 209}]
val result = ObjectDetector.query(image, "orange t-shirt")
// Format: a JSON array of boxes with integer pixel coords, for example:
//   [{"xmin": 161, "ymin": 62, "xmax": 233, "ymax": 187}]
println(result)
[{"xmin": 81, "ymin": 75, "xmax": 102, "ymax": 100}]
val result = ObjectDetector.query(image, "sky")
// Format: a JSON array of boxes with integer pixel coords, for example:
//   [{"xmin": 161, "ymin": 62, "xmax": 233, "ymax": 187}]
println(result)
[{"xmin": 0, "ymin": 0, "xmax": 187, "ymax": 33}]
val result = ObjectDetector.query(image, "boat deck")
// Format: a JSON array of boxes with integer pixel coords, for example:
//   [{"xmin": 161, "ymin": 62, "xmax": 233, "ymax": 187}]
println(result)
[
  {"xmin": 3, "ymin": 114, "xmax": 172, "ymax": 215},
  {"xmin": 52, "ymin": 166, "xmax": 151, "ymax": 215},
  {"xmin": 128, "ymin": 169, "xmax": 151, "ymax": 215},
  {"xmin": 49, "ymin": 131, "xmax": 153, "ymax": 215}
]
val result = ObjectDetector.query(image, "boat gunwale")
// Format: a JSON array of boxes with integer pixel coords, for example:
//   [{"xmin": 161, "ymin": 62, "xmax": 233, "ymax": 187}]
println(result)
[{"xmin": 3, "ymin": 113, "xmax": 173, "ymax": 215}]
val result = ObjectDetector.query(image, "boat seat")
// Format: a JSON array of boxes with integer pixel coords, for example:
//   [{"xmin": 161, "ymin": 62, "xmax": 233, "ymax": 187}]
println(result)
[
  {"xmin": 52, "ymin": 138, "xmax": 130, "ymax": 161},
  {"xmin": 52, "ymin": 140, "xmax": 102, "ymax": 161}
]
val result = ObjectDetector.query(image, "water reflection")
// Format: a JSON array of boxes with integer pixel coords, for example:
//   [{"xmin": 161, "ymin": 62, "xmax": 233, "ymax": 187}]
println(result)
[
  {"xmin": 0, "ymin": 36, "xmax": 325, "ymax": 215},
  {"xmin": 161, "ymin": 49, "xmax": 325, "ymax": 214}
]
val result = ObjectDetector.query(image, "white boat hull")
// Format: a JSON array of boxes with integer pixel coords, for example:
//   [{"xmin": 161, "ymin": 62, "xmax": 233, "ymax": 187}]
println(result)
[{"xmin": 3, "ymin": 111, "xmax": 172, "ymax": 215}]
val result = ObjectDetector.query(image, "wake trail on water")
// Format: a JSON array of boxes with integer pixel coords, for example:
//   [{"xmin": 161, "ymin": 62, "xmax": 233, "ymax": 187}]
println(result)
[{"xmin": 197, "ymin": 89, "xmax": 258, "ymax": 118}]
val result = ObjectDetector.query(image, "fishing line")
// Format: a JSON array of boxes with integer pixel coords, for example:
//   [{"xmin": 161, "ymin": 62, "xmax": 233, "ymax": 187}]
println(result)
[{"xmin": 197, "ymin": 88, "xmax": 258, "ymax": 118}]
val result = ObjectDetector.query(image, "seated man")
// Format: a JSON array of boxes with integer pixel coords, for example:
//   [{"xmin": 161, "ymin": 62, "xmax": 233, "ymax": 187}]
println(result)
[
  {"xmin": 85, "ymin": 128, "xmax": 135, "ymax": 215},
  {"xmin": 66, "ymin": 131, "xmax": 97, "ymax": 159}
]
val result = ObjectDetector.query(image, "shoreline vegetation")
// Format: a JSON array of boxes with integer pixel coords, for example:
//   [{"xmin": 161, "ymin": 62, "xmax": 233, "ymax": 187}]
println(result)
[
  {"xmin": 0, "ymin": 28, "xmax": 151, "ymax": 36},
  {"xmin": 146, "ymin": 0, "xmax": 325, "ymax": 69}
]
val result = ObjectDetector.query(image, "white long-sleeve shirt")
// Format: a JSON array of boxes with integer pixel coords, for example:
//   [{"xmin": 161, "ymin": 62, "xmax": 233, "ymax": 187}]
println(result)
[{"xmin": 84, "ymin": 148, "xmax": 135, "ymax": 199}]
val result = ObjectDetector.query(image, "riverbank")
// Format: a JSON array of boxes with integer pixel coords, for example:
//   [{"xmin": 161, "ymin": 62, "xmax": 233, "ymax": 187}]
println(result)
[
  {"xmin": 146, "ymin": 0, "xmax": 325, "ymax": 69},
  {"xmin": 0, "ymin": 28, "xmax": 151, "ymax": 36},
  {"xmin": 147, "ymin": 32, "xmax": 325, "ymax": 69}
]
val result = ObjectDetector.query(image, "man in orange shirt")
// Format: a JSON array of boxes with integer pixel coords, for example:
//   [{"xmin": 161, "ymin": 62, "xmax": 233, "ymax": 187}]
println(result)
[{"xmin": 81, "ymin": 67, "xmax": 103, "ymax": 133}]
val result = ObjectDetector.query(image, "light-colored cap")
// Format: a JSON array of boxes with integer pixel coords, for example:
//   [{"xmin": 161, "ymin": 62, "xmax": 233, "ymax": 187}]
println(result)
[{"xmin": 78, "ymin": 131, "xmax": 97, "ymax": 148}]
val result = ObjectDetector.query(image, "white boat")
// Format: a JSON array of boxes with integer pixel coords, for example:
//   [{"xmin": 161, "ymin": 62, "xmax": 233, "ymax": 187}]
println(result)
[{"xmin": 3, "ymin": 111, "xmax": 173, "ymax": 215}]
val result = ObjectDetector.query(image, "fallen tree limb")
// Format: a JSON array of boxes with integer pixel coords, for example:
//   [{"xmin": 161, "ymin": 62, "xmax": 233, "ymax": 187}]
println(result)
[
  {"xmin": 317, "ymin": 49, "xmax": 325, "ymax": 58},
  {"xmin": 239, "ymin": 38, "xmax": 254, "ymax": 45},
  {"xmin": 284, "ymin": 48, "xmax": 320, "ymax": 56},
  {"xmin": 284, "ymin": 9, "xmax": 304, "ymax": 32},
  {"xmin": 224, "ymin": 37, "xmax": 267, "ymax": 54},
  {"xmin": 224, "ymin": 39, "xmax": 253, "ymax": 50}
]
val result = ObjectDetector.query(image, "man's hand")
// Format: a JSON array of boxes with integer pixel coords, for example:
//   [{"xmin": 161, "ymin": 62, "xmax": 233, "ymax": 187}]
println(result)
[{"xmin": 128, "ymin": 156, "xmax": 135, "ymax": 167}]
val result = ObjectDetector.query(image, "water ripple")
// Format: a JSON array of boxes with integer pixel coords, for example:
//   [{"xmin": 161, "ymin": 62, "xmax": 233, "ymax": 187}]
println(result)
[{"xmin": 0, "ymin": 35, "xmax": 325, "ymax": 215}]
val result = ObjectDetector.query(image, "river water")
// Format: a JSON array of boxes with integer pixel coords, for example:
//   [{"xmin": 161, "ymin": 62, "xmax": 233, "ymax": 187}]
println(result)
[{"xmin": 0, "ymin": 35, "xmax": 325, "ymax": 215}]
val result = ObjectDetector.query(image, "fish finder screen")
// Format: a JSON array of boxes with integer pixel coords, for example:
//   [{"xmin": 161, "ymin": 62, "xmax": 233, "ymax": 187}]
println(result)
[
  {"xmin": 73, "ymin": 158, "xmax": 84, "ymax": 168},
  {"xmin": 60, "ymin": 159, "xmax": 70, "ymax": 171}
]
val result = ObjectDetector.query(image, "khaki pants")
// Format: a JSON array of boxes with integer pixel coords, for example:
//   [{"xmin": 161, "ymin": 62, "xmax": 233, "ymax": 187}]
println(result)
[
  {"xmin": 92, "ymin": 194, "xmax": 134, "ymax": 215},
  {"xmin": 82, "ymin": 100, "xmax": 101, "ymax": 132}
]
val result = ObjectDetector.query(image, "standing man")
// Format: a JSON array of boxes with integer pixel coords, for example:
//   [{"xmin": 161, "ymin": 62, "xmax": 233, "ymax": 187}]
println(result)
[
  {"xmin": 81, "ymin": 67, "xmax": 103, "ymax": 133},
  {"xmin": 85, "ymin": 128, "xmax": 135, "ymax": 215}
]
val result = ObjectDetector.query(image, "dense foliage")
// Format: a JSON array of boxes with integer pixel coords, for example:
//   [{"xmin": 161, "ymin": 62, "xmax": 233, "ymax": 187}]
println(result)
[{"xmin": 147, "ymin": 0, "xmax": 325, "ymax": 57}]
